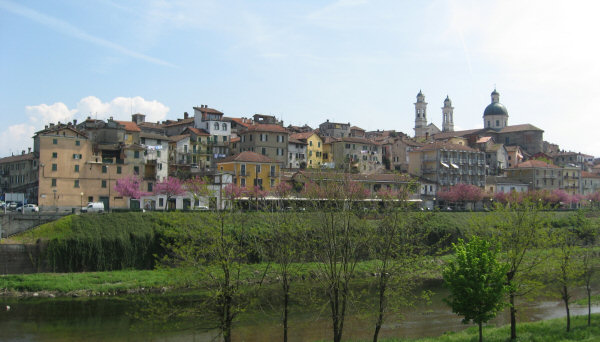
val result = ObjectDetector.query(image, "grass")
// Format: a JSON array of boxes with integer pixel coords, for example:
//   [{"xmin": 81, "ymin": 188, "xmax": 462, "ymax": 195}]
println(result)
[{"xmin": 359, "ymin": 314, "xmax": 600, "ymax": 341}]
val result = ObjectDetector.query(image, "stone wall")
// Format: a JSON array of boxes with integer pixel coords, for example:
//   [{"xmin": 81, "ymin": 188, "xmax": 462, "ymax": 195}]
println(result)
[{"xmin": 0, "ymin": 243, "xmax": 48, "ymax": 274}]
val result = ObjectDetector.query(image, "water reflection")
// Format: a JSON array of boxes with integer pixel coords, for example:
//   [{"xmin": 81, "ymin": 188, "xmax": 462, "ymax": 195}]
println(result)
[{"xmin": 0, "ymin": 286, "xmax": 598, "ymax": 342}]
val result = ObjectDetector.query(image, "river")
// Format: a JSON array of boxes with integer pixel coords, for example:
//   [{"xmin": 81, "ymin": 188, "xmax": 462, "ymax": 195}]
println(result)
[{"xmin": 0, "ymin": 284, "xmax": 598, "ymax": 342}]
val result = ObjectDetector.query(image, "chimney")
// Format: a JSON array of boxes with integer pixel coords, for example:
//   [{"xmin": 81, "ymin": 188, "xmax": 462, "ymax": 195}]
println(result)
[
  {"xmin": 184, "ymin": 112, "xmax": 189, "ymax": 119},
  {"xmin": 21, "ymin": 150, "xmax": 25, "ymax": 155},
  {"xmin": 109, "ymin": 116, "xmax": 113, "ymax": 121},
  {"xmin": 45, "ymin": 125, "xmax": 48, "ymax": 129},
  {"xmin": 73, "ymin": 119, "xmax": 77, "ymax": 125},
  {"xmin": 28, "ymin": 147, "xmax": 31, "ymax": 153}
]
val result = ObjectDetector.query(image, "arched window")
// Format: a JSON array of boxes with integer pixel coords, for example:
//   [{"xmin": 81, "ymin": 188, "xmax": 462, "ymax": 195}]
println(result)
[
  {"xmin": 214, "ymin": 122, "xmax": 219, "ymax": 130},
  {"xmin": 222, "ymin": 123, "xmax": 227, "ymax": 130}
]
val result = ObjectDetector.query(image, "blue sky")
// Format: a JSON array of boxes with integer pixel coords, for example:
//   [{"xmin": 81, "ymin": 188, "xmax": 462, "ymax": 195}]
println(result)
[{"xmin": 1, "ymin": 0, "xmax": 599, "ymax": 156}]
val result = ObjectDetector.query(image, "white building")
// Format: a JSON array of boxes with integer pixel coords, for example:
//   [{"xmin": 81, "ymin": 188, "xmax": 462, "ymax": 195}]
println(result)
[
  {"xmin": 287, "ymin": 136, "xmax": 307, "ymax": 168},
  {"xmin": 140, "ymin": 132, "xmax": 169, "ymax": 181}
]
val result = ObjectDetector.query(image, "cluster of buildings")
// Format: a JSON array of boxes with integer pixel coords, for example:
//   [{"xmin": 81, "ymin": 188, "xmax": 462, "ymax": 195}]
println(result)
[{"xmin": 1, "ymin": 89, "xmax": 599, "ymax": 211}]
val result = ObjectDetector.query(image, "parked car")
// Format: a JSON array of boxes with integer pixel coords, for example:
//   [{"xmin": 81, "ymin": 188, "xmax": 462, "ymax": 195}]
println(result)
[
  {"xmin": 81, "ymin": 202, "xmax": 105, "ymax": 213},
  {"xmin": 195, "ymin": 205, "xmax": 210, "ymax": 211},
  {"xmin": 17, "ymin": 204, "xmax": 39, "ymax": 212},
  {"xmin": 7, "ymin": 202, "xmax": 19, "ymax": 211}
]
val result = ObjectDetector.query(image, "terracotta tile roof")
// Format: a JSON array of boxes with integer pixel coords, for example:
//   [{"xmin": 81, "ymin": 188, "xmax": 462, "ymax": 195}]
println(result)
[
  {"xmin": 193, "ymin": 106, "xmax": 223, "ymax": 115},
  {"xmin": 290, "ymin": 132, "xmax": 314, "ymax": 141},
  {"xmin": 337, "ymin": 137, "xmax": 377, "ymax": 145},
  {"xmin": 476, "ymin": 136, "xmax": 493, "ymax": 144},
  {"xmin": 0, "ymin": 152, "xmax": 36, "ymax": 164},
  {"xmin": 499, "ymin": 124, "xmax": 543, "ymax": 133},
  {"xmin": 413, "ymin": 141, "xmax": 478, "ymax": 152},
  {"xmin": 227, "ymin": 117, "xmax": 254, "ymax": 128},
  {"xmin": 289, "ymin": 137, "xmax": 307, "ymax": 145},
  {"xmin": 35, "ymin": 124, "xmax": 88, "ymax": 138},
  {"xmin": 431, "ymin": 128, "xmax": 482, "ymax": 141},
  {"xmin": 322, "ymin": 136, "xmax": 339, "ymax": 144},
  {"xmin": 169, "ymin": 134, "xmax": 190, "ymax": 142},
  {"xmin": 116, "ymin": 121, "xmax": 141, "ymax": 132},
  {"xmin": 402, "ymin": 138, "xmax": 424, "ymax": 147},
  {"xmin": 582, "ymin": 171, "xmax": 600, "ymax": 178},
  {"xmin": 243, "ymin": 124, "xmax": 288, "ymax": 133},
  {"xmin": 218, "ymin": 151, "xmax": 275, "ymax": 164},
  {"xmin": 184, "ymin": 127, "xmax": 210, "ymax": 136},
  {"xmin": 140, "ymin": 131, "xmax": 168, "ymax": 141},
  {"xmin": 230, "ymin": 137, "xmax": 240, "ymax": 143},
  {"xmin": 164, "ymin": 118, "xmax": 194, "ymax": 127},
  {"xmin": 512, "ymin": 160, "xmax": 560, "ymax": 169},
  {"xmin": 138, "ymin": 122, "xmax": 165, "ymax": 129}
]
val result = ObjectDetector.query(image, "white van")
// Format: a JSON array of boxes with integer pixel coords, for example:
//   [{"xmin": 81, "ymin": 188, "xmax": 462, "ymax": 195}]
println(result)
[{"xmin": 81, "ymin": 202, "xmax": 105, "ymax": 213}]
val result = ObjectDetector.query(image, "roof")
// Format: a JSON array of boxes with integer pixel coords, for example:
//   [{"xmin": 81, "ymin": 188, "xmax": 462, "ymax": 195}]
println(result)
[
  {"xmin": 290, "ymin": 131, "xmax": 315, "ymax": 140},
  {"xmin": 350, "ymin": 126, "xmax": 365, "ymax": 131},
  {"xmin": 35, "ymin": 124, "xmax": 88, "ymax": 138},
  {"xmin": 169, "ymin": 134, "xmax": 190, "ymax": 142},
  {"xmin": 218, "ymin": 151, "xmax": 275, "ymax": 164},
  {"xmin": 431, "ymin": 128, "xmax": 482, "ymax": 141},
  {"xmin": 498, "ymin": 124, "xmax": 543, "ymax": 133},
  {"xmin": 230, "ymin": 137, "xmax": 240, "ymax": 143},
  {"xmin": 193, "ymin": 106, "xmax": 223, "ymax": 115},
  {"xmin": 505, "ymin": 145, "xmax": 522, "ymax": 152},
  {"xmin": 512, "ymin": 160, "xmax": 560, "ymax": 169},
  {"xmin": 140, "ymin": 131, "xmax": 168, "ymax": 141},
  {"xmin": 243, "ymin": 124, "xmax": 288, "ymax": 133},
  {"xmin": 485, "ymin": 143, "xmax": 504, "ymax": 153},
  {"xmin": 476, "ymin": 136, "xmax": 493, "ymax": 144},
  {"xmin": 413, "ymin": 141, "xmax": 478, "ymax": 152},
  {"xmin": 184, "ymin": 127, "xmax": 210, "ymax": 136},
  {"xmin": 116, "ymin": 121, "xmax": 141, "ymax": 132},
  {"xmin": 0, "ymin": 152, "xmax": 36, "ymax": 164},
  {"xmin": 164, "ymin": 118, "xmax": 194, "ymax": 127},
  {"xmin": 138, "ymin": 121, "xmax": 165, "ymax": 129},
  {"xmin": 289, "ymin": 137, "xmax": 307, "ymax": 145},
  {"xmin": 337, "ymin": 137, "xmax": 378, "ymax": 145},
  {"xmin": 227, "ymin": 117, "xmax": 254, "ymax": 128},
  {"xmin": 582, "ymin": 171, "xmax": 600, "ymax": 179},
  {"xmin": 483, "ymin": 102, "xmax": 508, "ymax": 116}
]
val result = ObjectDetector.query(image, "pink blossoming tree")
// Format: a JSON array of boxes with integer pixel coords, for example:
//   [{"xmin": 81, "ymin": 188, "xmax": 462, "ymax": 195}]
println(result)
[
  {"xmin": 114, "ymin": 175, "xmax": 149, "ymax": 199},
  {"xmin": 154, "ymin": 177, "xmax": 186, "ymax": 210}
]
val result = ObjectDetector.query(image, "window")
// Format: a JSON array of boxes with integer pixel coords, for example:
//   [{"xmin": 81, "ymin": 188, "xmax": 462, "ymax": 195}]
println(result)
[
  {"xmin": 241, "ymin": 164, "xmax": 246, "ymax": 176},
  {"xmin": 159, "ymin": 198, "xmax": 164, "ymax": 207},
  {"xmin": 88, "ymin": 196, "xmax": 93, "ymax": 202},
  {"xmin": 309, "ymin": 150, "xmax": 313, "ymax": 156},
  {"xmin": 249, "ymin": 134, "xmax": 252, "ymax": 141},
  {"xmin": 134, "ymin": 166, "xmax": 139, "ymax": 175},
  {"xmin": 141, "ymin": 138, "xmax": 146, "ymax": 144},
  {"xmin": 309, "ymin": 141, "xmax": 313, "ymax": 146},
  {"xmin": 101, "ymin": 180, "xmax": 107, "ymax": 188},
  {"xmin": 52, "ymin": 164, "xmax": 57, "ymax": 171},
  {"xmin": 52, "ymin": 152, "xmax": 57, "ymax": 158},
  {"xmin": 134, "ymin": 151, "xmax": 140, "ymax": 158},
  {"xmin": 74, "ymin": 165, "xmax": 79, "ymax": 172},
  {"xmin": 270, "ymin": 178, "xmax": 275, "ymax": 187},
  {"xmin": 148, "ymin": 183, "xmax": 153, "ymax": 192},
  {"xmin": 117, "ymin": 166, "xmax": 122, "ymax": 174},
  {"xmin": 102, "ymin": 165, "xmax": 107, "ymax": 173},
  {"xmin": 53, "ymin": 138, "xmax": 57, "ymax": 144},
  {"xmin": 345, "ymin": 143, "xmax": 350, "ymax": 149},
  {"xmin": 223, "ymin": 136, "xmax": 227, "ymax": 142},
  {"xmin": 240, "ymin": 178, "xmax": 246, "ymax": 187},
  {"xmin": 222, "ymin": 123, "xmax": 227, "ymax": 130},
  {"xmin": 270, "ymin": 165, "xmax": 276, "ymax": 177},
  {"xmin": 214, "ymin": 122, "xmax": 219, "ymax": 130},
  {"xmin": 157, "ymin": 151, "xmax": 161, "ymax": 157},
  {"xmin": 318, "ymin": 142, "xmax": 321, "ymax": 148},
  {"xmin": 496, "ymin": 120, "xmax": 500, "ymax": 126},
  {"xmin": 256, "ymin": 165, "xmax": 261, "ymax": 174},
  {"xmin": 74, "ymin": 180, "xmax": 80, "ymax": 188},
  {"xmin": 277, "ymin": 148, "xmax": 283, "ymax": 156},
  {"xmin": 261, "ymin": 147, "xmax": 266, "ymax": 155},
  {"xmin": 75, "ymin": 140, "xmax": 80, "ymax": 146},
  {"xmin": 51, "ymin": 178, "xmax": 56, "ymax": 187}
]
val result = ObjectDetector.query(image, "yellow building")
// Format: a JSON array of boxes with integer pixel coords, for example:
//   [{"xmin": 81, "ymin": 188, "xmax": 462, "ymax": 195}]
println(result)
[
  {"xmin": 36, "ymin": 122, "xmax": 147, "ymax": 211},
  {"xmin": 217, "ymin": 151, "xmax": 280, "ymax": 191}
]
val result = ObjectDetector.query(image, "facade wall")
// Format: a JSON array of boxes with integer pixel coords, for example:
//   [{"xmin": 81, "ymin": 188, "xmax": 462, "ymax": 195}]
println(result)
[
  {"xmin": 238, "ymin": 131, "xmax": 288, "ymax": 165},
  {"xmin": 287, "ymin": 143, "xmax": 306, "ymax": 168},
  {"xmin": 306, "ymin": 134, "xmax": 323, "ymax": 167},
  {"xmin": 0, "ymin": 154, "xmax": 39, "ymax": 203},
  {"xmin": 218, "ymin": 161, "xmax": 280, "ymax": 192}
]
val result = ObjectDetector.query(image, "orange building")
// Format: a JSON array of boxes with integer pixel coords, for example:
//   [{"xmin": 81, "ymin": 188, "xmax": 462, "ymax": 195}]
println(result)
[{"xmin": 217, "ymin": 151, "xmax": 280, "ymax": 191}]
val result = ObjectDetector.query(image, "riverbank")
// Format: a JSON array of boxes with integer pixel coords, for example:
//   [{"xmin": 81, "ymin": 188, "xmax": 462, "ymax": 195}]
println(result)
[{"xmin": 374, "ymin": 313, "xmax": 600, "ymax": 341}]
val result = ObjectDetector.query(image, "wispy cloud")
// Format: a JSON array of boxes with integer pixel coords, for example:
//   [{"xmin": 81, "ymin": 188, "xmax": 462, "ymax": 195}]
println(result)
[{"xmin": 0, "ymin": 0, "xmax": 176, "ymax": 68}]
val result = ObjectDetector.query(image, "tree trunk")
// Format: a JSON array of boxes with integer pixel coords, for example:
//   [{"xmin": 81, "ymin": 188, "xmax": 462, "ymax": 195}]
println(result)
[
  {"xmin": 373, "ymin": 275, "xmax": 386, "ymax": 342},
  {"xmin": 478, "ymin": 321, "xmax": 483, "ymax": 342},
  {"xmin": 509, "ymin": 290, "xmax": 517, "ymax": 340},
  {"xmin": 283, "ymin": 276, "xmax": 289, "ymax": 342},
  {"xmin": 563, "ymin": 285, "xmax": 570, "ymax": 332},
  {"xmin": 587, "ymin": 286, "xmax": 592, "ymax": 327}
]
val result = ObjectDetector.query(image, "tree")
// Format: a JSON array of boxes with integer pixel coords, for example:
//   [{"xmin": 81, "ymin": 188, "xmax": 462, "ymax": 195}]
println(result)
[
  {"xmin": 437, "ymin": 183, "xmax": 484, "ymax": 210},
  {"xmin": 548, "ymin": 227, "xmax": 582, "ymax": 332},
  {"xmin": 114, "ymin": 175, "xmax": 148, "ymax": 199},
  {"xmin": 443, "ymin": 236, "xmax": 508, "ymax": 342},
  {"xmin": 474, "ymin": 199, "xmax": 549, "ymax": 340},
  {"xmin": 304, "ymin": 172, "xmax": 369, "ymax": 342},
  {"xmin": 154, "ymin": 177, "xmax": 186, "ymax": 210},
  {"xmin": 184, "ymin": 176, "xmax": 210, "ymax": 207},
  {"xmin": 369, "ymin": 181, "xmax": 431, "ymax": 342}
]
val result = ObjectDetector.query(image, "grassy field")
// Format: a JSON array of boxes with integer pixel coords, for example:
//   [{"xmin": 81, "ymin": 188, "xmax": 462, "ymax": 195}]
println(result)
[{"xmin": 371, "ymin": 314, "xmax": 600, "ymax": 341}]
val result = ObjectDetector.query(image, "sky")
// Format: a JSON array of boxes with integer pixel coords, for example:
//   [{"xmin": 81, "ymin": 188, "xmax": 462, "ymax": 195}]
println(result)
[{"xmin": 1, "ymin": 0, "xmax": 600, "ymax": 157}]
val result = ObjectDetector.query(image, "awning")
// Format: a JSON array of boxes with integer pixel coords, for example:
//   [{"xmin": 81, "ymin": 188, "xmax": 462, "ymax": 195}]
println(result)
[
  {"xmin": 440, "ymin": 162, "xmax": 449, "ymax": 168},
  {"xmin": 450, "ymin": 163, "xmax": 459, "ymax": 169}
]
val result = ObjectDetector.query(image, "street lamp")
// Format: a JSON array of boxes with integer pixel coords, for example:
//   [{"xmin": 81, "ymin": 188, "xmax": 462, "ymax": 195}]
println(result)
[{"xmin": 80, "ymin": 192, "xmax": 84, "ymax": 212}]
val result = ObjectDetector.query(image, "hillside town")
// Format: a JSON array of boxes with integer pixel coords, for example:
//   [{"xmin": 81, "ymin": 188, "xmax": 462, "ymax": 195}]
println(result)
[{"xmin": 1, "ymin": 89, "xmax": 598, "ymax": 212}]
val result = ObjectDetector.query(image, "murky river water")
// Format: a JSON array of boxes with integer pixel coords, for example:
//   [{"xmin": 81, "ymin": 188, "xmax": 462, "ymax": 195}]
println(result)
[{"xmin": 0, "ymin": 284, "xmax": 598, "ymax": 342}]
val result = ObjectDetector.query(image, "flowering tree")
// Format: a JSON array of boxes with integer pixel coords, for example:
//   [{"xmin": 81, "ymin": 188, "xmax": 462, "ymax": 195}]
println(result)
[
  {"xmin": 437, "ymin": 183, "xmax": 484, "ymax": 209},
  {"xmin": 273, "ymin": 181, "xmax": 293, "ymax": 199},
  {"xmin": 154, "ymin": 177, "xmax": 186, "ymax": 210},
  {"xmin": 114, "ymin": 175, "xmax": 148, "ymax": 199},
  {"xmin": 184, "ymin": 176, "xmax": 211, "ymax": 208}
]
